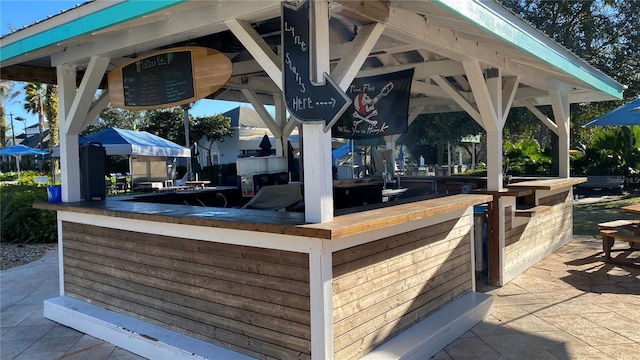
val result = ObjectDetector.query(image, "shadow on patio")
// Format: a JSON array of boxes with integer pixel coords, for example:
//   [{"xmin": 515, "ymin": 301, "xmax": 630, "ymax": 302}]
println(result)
[{"xmin": 464, "ymin": 236, "xmax": 640, "ymax": 360}]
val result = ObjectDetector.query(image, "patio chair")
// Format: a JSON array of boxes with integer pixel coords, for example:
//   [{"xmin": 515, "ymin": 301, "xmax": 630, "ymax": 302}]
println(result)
[
  {"xmin": 175, "ymin": 173, "xmax": 189, "ymax": 186},
  {"xmin": 105, "ymin": 178, "xmax": 115, "ymax": 195},
  {"xmin": 241, "ymin": 183, "xmax": 302, "ymax": 211},
  {"xmin": 115, "ymin": 175, "xmax": 128, "ymax": 192}
]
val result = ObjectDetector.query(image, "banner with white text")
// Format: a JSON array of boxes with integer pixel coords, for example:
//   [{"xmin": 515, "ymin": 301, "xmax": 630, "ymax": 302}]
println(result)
[{"xmin": 331, "ymin": 69, "xmax": 413, "ymax": 139}]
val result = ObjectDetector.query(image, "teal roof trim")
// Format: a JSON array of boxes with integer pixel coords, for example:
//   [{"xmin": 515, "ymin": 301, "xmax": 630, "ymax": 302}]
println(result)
[
  {"xmin": 1, "ymin": 0, "xmax": 188, "ymax": 63},
  {"xmin": 432, "ymin": 0, "xmax": 623, "ymax": 100}
]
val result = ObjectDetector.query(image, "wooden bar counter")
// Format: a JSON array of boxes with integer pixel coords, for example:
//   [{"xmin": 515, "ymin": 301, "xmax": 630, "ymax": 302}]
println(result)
[
  {"xmin": 480, "ymin": 177, "xmax": 586, "ymax": 285},
  {"xmin": 35, "ymin": 193, "xmax": 492, "ymax": 360}
]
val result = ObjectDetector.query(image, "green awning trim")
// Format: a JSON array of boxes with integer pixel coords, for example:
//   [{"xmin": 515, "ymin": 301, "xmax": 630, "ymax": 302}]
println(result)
[
  {"xmin": 432, "ymin": 0, "xmax": 623, "ymax": 100},
  {"xmin": 1, "ymin": 0, "xmax": 188, "ymax": 63}
]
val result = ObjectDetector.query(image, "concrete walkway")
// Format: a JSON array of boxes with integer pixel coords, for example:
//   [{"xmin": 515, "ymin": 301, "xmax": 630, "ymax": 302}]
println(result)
[
  {"xmin": 0, "ymin": 251, "xmax": 144, "ymax": 360},
  {"xmin": 1, "ymin": 236, "xmax": 639, "ymax": 359}
]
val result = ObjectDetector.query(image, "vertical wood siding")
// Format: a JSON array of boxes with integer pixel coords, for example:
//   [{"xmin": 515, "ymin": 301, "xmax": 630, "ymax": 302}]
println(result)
[
  {"xmin": 504, "ymin": 191, "xmax": 571, "ymax": 271},
  {"xmin": 332, "ymin": 217, "xmax": 473, "ymax": 359},
  {"xmin": 62, "ymin": 221, "xmax": 311, "ymax": 359}
]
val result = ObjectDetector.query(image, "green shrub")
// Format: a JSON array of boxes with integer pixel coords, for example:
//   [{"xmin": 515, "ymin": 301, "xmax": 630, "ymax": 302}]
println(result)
[
  {"xmin": 504, "ymin": 139, "xmax": 552, "ymax": 176},
  {"xmin": 0, "ymin": 172, "xmax": 18, "ymax": 182},
  {"xmin": 0, "ymin": 184, "xmax": 57, "ymax": 244},
  {"xmin": 571, "ymin": 127, "xmax": 640, "ymax": 177}
]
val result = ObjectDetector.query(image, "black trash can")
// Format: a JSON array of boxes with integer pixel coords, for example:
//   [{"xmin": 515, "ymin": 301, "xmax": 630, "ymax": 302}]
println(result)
[{"xmin": 79, "ymin": 142, "xmax": 106, "ymax": 200}]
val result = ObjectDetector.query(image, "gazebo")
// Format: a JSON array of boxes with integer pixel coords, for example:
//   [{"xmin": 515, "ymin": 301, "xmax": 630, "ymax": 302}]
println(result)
[{"xmin": 1, "ymin": 1, "xmax": 625, "ymax": 359}]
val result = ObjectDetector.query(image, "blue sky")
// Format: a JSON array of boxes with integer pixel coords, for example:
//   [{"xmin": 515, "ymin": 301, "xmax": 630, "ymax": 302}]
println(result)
[{"xmin": 1, "ymin": 1, "xmax": 249, "ymax": 134}]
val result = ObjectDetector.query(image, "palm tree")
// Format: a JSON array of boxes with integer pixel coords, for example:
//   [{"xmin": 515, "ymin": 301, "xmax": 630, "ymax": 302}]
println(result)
[
  {"xmin": 0, "ymin": 80, "xmax": 21, "ymax": 147},
  {"xmin": 23, "ymin": 82, "xmax": 46, "ymax": 150},
  {"xmin": 44, "ymin": 85, "xmax": 59, "ymax": 149}
]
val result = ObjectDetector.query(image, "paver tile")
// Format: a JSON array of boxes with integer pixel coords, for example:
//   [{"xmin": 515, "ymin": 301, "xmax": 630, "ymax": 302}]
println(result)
[
  {"xmin": 59, "ymin": 334, "xmax": 118, "ymax": 360},
  {"xmin": 106, "ymin": 348, "xmax": 148, "ymax": 360},
  {"xmin": 443, "ymin": 335, "xmax": 502, "ymax": 359},
  {"xmin": 594, "ymin": 343, "xmax": 640, "ymax": 360},
  {"xmin": 480, "ymin": 333, "xmax": 558, "ymax": 360}
]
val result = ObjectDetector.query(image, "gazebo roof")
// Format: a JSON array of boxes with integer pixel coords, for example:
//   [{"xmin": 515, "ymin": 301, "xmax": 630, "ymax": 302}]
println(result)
[{"xmin": 0, "ymin": 0, "xmax": 624, "ymax": 114}]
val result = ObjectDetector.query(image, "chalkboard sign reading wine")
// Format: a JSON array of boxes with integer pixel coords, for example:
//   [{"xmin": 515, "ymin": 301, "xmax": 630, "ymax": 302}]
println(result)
[
  {"xmin": 281, "ymin": 0, "xmax": 350, "ymax": 128},
  {"xmin": 108, "ymin": 46, "xmax": 233, "ymax": 110}
]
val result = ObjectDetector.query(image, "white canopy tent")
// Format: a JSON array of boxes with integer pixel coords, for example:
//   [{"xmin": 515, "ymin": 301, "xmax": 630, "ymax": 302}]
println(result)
[
  {"xmin": 51, "ymin": 128, "xmax": 190, "ymax": 157},
  {"xmin": 51, "ymin": 128, "xmax": 190, "ymax": 185}
]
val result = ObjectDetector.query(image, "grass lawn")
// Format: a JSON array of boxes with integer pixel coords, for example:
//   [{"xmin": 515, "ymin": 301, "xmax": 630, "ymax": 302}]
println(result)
[{"xmin": 573, "ymin": 193, "xmax": 640, "ymax": 237}]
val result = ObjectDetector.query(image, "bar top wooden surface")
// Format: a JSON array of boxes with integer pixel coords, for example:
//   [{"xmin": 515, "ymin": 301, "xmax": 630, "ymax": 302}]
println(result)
[
  {"xmin": 34, "ymin": 193, "xmax": 491, "ymax": 240},
  {"xmin": 622, "ymin": 203, "xmax": 640, "ymax": 216},
  {"xmin": 507, "ymin": 177, "xmax": 587, "ymax": 191}
]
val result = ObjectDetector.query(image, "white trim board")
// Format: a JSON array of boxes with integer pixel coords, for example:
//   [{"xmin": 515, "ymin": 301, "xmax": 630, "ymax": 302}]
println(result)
[
  {"xmin": 361, "ymin": 292, "xmax": 493, "ymax": 360},
  {"xmin": 44, "ymin": 296, "xmax": 255, "ymax": 360},
  {"xmin": 45, "ymin": 292, "xmax": 492, "ymax": 360}
]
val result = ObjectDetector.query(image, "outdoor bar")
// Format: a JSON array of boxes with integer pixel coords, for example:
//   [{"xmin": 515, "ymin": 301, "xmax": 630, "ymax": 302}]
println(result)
[
  {"xmin": 2, "ymin": 0, "xmax": 625, "ymax": 359},
  {"xmin": 36, "ymin": 192, "xmax": 491, "ymax": 359}
]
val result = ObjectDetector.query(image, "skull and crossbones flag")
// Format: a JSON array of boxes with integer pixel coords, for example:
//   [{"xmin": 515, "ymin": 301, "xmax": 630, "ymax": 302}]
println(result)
[{"xmin": 331, "ymin": 69, "xmax": 414, "ymax": 139}]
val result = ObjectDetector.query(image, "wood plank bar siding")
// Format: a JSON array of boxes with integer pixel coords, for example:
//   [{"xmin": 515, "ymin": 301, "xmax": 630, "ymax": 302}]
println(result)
[
  {"xmin": 504, "ymin": 190, "xmax": 572, "ymax": 276},
  {"xmin": 62, "ymin": 221, "xmax": 312, "ymax": 359},
  {"xmin": 36, "ymin": 194, "xmax": 491, "ymax": 359},
  {"xmin": 332, "ymin": 216, "xmax": 473, "ymax": 359}
]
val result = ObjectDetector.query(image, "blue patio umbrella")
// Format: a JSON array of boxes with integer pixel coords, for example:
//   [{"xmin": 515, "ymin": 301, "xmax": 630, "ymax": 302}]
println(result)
[
  {"xmin": 0, "ymin": 144, "xmax": 49, "ymax": 156},
  {"xmin": 582, "ymin": 98, "xmax": 640, "ymax": 149},
  {"xmin": 582, "ymin": 98, "xmax": 640, "ymax": 127},
  {"xmin": 0, "ymin": 144, "xmax": 49, "ymax": 179}
]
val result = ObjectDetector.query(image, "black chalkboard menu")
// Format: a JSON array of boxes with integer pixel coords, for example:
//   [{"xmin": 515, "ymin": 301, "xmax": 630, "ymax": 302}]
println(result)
[{"xmin": 122, "ymin": 50, "xmax": 195, "ymax": 107}]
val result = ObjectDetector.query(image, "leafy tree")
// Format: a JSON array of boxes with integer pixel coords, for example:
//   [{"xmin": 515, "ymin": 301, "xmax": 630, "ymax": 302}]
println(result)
[
  {"xmin": 572, "ymin": 126, "xmax": 640, "ymax": 176},
  {"xmin": 398, "ymin": 112, "xmax": 483, "ymax": 166},
  {"xmin": 499, "ymin": 0, "xmax": 640, "ymax": 176},
  {"xmin": 86, "ymin": 105, "xmax": 233, "ymax": 163},
  {"xmin": 23, "ymin": 83, "xmax": 46, "ymax": 150},
  {"xmin": 43, "ymin": 85, "xmax": 59, "ymax": 149},
  {"xmin": 83, "ymin": 104, "xmax": 145, "ymax": 135},
  {"xmin": 504, "ymin": 139, "xmax": 552, "ymax": 175},
  {"xmin": 500, "ymin": 0, "xmax": 638, "ymax": 98},
  {"xmin": 191, "ymin": 114, "xmax": 233, "ymax": 161},
  {"xmin": 500, "ymin": 0, "xmax": 639, "ymax": 100},
  {"xmin": 142, "ymin": 107, "xmax": 187, "ymax": 145}
]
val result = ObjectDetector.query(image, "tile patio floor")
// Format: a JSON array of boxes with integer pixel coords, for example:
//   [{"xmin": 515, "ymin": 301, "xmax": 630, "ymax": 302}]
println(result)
[{"xmin": 1, "ymin": 236, "xmax": 638, "ymax": 359}]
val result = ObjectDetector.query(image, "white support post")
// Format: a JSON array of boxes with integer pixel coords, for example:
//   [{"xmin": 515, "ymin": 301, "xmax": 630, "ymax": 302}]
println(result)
[
  {"xmin": 303, "ymin": 126, "xmax": 334, "ymax": 223},
  {"xmin": 63, "ymin": 56, "xmax": 111, "ymax": 135},
  {"xmin": 308, "ymin": 242, "xmax": 333, "ymax": 360},
  {"xmin": 57, "ymin": 65, "xmax": 81, "ymax": 202},
  {"xmin": 462, "ymin": 61, "xmax": 514, "ymax": 191},
  {"xmin": 486, "ymin": 69, "xmax": 503, "ymax": 124},
  {"xmin": 303, "ymin": 0, "xmax": 334, "ymax": 224},
  {"xmin": 549, "ymin": 90, "xmax": 571, "ymax": 178},
  {"xmin": 486, "ymin": 131, "xmax": 503, "ymax": 191},
  {"xmin": 82, "ymin": 91, "xmax": 110, "ymax": 128}
]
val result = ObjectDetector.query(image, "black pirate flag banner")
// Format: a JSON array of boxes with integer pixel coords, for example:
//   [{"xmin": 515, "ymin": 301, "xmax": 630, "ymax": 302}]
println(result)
[{"xmin": 331, "ymin": 69, "xmax": 413, "ymax": 139}]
